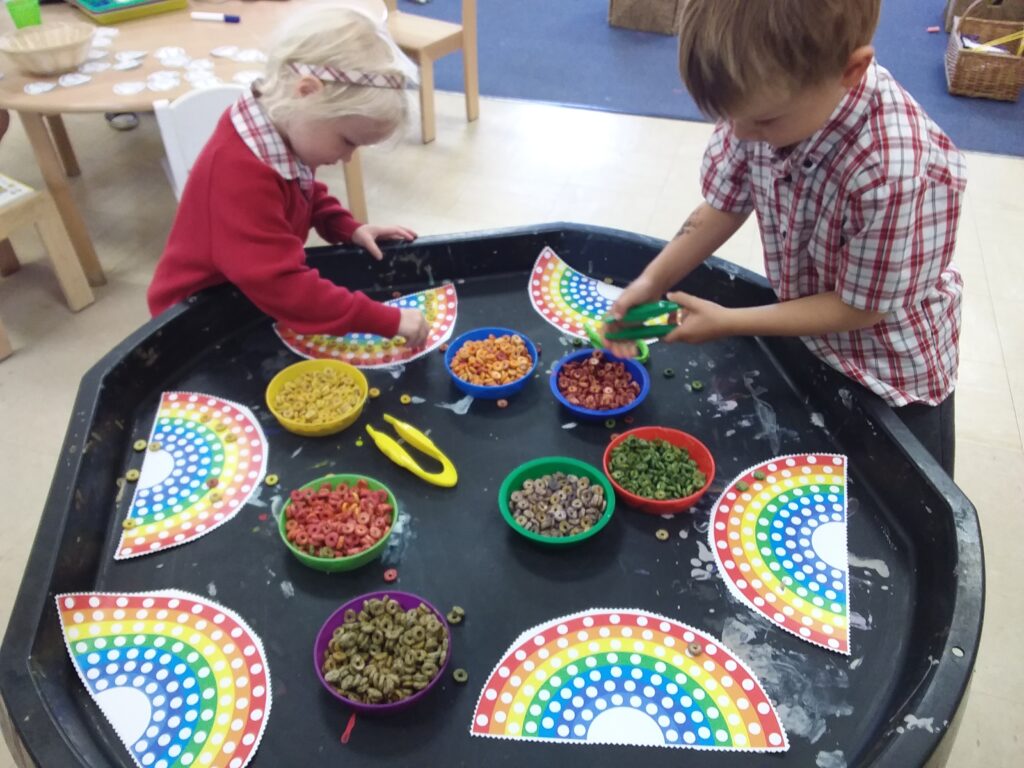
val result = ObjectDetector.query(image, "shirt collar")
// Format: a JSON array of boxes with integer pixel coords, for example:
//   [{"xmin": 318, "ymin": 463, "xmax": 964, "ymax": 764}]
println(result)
[
  {"xmin": 230, "ymin": 87, "xmax": 315, "ymax": 195},
  {"xmin": 772, "ymin": 60, "xmax": 879, "ymax": 174}
]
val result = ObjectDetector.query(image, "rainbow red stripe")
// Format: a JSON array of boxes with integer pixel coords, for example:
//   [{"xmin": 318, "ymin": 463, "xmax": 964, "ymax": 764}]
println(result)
[
  {"xmin": 117, "ymin": 393, "xmax": 268, "ymax": 560},
  {"xmin": 274, "ymin": 284, "xmax": 457, "ymax": 367},
  {"xmin": 710, "ymin": 454, "xmax": 850, "ymax": 654},
  {"xmin": 471, "ymin": 609, "xmax": 788, "ymax": 752},
  {"xmin": 57, "ymin": 591, "xmax": 271, "ymax": 768}
]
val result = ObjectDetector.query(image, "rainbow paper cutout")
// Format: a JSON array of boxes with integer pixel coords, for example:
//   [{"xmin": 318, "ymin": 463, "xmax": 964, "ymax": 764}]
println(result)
[
  {"xmin": 274, "ymin": 284, "xmax": 458, "ymax": 368},
  {"xmin": 116, "ymin": 393, "xmax": 268, "ymax": 560},
  {"xmin": 528, "ymin": 247, "xmax": 670, "ymax": 339},
  {"xmin": 709, "ymin": 454, "xmax": 850, "ymax": 654},
  {"xmin": 471, "ymin": 609, "xmax": 788, "ymax": 752},
  {"xmin": 57, "ymin": 591, "xmax": 271, "ymax": 768}
]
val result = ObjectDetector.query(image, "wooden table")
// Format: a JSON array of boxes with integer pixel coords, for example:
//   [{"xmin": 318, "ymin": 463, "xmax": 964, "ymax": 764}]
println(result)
[{"xmin": 0, "ymin": 1, "xmax": 374, "ymax": 285}]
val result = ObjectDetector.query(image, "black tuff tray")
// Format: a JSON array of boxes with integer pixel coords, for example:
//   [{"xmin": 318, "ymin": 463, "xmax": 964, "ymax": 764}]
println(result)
[{"xmin": 0, "ymin": 225, "xmax": 983, "ymax": 767}]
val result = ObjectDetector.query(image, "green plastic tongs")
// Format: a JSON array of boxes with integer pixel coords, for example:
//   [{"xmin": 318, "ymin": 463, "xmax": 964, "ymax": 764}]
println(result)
[{"xmin": 602, "ymin": 300, "xmax": 680, "ymax": 341}]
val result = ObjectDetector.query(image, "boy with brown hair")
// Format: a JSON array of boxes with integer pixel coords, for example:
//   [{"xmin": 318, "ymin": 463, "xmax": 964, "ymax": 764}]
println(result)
[{"xmin": 609, "ymin": 0, "xmax": 965, "ymax": 474}]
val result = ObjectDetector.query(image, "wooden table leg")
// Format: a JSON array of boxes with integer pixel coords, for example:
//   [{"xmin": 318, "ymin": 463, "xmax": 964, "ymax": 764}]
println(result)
[
  {"xmin": 343, "ymin": 150, "xmax": 369, "ymax": 223},
  {"xmin": 0, "ymin": 239, "xmax": 20, "ymax": 277},
  {"xmin": 44, "ymin": 115, "xmax": 81, "ymax": 178},
  {"xmin": 17, "ymin": 112, "xmax": 105, "ymax": 286}
]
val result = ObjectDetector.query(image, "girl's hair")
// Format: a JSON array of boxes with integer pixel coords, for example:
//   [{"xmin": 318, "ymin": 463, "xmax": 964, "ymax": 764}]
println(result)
[{"xmin": 259, "ymin": 4, "xmax": 417, "ymax": 131}]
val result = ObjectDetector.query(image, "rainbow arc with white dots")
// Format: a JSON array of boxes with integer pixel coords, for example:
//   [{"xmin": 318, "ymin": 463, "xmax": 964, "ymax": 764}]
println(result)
[
  {"xmin": 528, "ymin": 247, "xmax": 669, "ymax": 339},
  {"xmin": 57, "ymin": 591, "xmax": 271, "ymax": 768},
  {"xmin": 710, "ymin": 454, "xmax": 850, "ymax": 654},
  {"xmin": 471, "ymin": 609, "xmax": 788, "ymax": 752},
  {"xmin": 116, "ymin": 393, "xmax": 268, "ymax": 560},
  {"xmin": 274, "ymin": 284, "xmax": 458, "ymax": 367}
]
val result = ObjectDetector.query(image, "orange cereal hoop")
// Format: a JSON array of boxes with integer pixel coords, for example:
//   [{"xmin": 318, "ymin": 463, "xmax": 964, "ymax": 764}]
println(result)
[{"xmin": 274, "ymin": 284, "xmax": 458, "ymax": 368}]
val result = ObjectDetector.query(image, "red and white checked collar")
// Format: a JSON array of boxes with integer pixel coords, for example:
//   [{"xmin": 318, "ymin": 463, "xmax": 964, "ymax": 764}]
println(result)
[
  {"xmin": 289, "ymin": 62, "xmax": 404, "ymax": 89},
  {"xmin": 230, "ymin": 88, "xmax": 314, "ymax": 196},
  {"xmin": 701, "ymin": 62, "xmax": 967, "ymax": 406}
]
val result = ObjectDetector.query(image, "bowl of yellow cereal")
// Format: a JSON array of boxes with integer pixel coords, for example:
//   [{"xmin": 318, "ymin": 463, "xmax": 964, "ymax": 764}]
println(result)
[
  {"xmin": 266, "ymin": 359, "xmax": 368, "ymax": 437},
  {"xmin": 443, "ymin": 327, "xmax": 537, "ymax": 400}
]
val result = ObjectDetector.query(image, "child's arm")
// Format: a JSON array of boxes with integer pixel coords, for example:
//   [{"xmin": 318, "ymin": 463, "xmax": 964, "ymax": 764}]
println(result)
[
  {"xmin": 309, "ymin": 181, "xmax": 417, "ymax": 259},
  {"xmin": 662, "ymin": 290, "xmax": 886, "ymax": 343},
  {"xmin": 210, "ymin": 175, "xmax": 401, "ymax": 337},
  {"xmin": 611, "ymin": 202, "xmax": 749, "ymax": 316}
]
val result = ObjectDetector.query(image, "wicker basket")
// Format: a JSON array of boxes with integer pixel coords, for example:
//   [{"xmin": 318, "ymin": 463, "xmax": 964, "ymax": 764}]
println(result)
[
  {"xmin": 0, "ymin": 23, "xmax": 94, "ymax": 77},
  {"xmin": 945, "ymin": 0, "xmax": 1024, "ymax": 101}
]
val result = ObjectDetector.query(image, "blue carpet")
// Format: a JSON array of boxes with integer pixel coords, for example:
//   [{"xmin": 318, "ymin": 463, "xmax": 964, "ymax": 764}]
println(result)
[{"xmin": 402, "ymin": 0, "xmax": 1024, "ymax": 157}]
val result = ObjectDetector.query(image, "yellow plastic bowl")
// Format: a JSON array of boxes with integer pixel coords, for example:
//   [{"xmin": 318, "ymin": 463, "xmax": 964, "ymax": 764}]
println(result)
[{"xmin": 266, "ymin": 360, "xmax": 368, "ymax": 437}]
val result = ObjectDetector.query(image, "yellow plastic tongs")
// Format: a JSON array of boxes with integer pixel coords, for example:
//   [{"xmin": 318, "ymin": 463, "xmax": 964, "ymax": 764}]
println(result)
[{"xmin": 364, "ymin": 414, "xmax": 458, "ymax": 488}]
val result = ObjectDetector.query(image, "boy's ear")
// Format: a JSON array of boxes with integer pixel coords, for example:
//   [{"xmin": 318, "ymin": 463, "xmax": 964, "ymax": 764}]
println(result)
[
  {"xmin": 294, "ymin": 75, "xmax": 325, "ymax": 98},
  {"xmin": 840, "ymin": 46, "xmax": 875, "ymax": 89}
]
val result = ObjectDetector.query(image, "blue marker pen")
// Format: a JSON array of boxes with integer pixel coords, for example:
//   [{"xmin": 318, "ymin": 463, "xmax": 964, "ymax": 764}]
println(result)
[{"xmin": 191, "ymin": 12, "xmax": 241, "ymax": 24}]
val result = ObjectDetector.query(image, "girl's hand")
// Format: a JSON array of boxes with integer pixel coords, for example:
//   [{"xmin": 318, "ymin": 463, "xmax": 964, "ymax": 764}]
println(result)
[
  {"xmin": 352, "ymin": 224, "xmax": 418, "ymax": 261},
  {"xmin": 664, "ymin": 291, "xmax": 735, "ymax": 344},
  {"xmin": 397, "ymin": 308, "xmax": 429, "ymax": 348}
]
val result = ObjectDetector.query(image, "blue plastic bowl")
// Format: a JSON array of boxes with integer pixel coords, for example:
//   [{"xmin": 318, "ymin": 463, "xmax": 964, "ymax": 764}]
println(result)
[
  {"xmin": 549, "ymin": 349, "xmax": 650, "ymax": 421},
  {"xmin": 444, "ymin": 327, "xmax": 538, "ymax": 400}
]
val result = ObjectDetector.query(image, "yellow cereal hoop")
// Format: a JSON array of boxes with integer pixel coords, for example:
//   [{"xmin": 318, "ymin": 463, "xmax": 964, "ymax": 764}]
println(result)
[{"xmin": 266, "ymin": 360, "xmax": 369, "ymax": 437}]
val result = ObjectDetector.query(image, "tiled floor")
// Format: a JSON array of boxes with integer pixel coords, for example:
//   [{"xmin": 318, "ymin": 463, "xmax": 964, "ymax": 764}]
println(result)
[{"xmin": 1, "ymin": 92, "xmax": 1021, "ymax": 766}]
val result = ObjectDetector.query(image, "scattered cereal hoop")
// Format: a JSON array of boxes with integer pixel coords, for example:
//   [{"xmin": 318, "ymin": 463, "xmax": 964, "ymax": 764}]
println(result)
[
  {"xmin": 444, "ymin": 327, "xmax": 538, "ymax": 401},
  {"xmin": 498, "ymin": 456, "xmax": 616, "ymax": 547},
  {"xmin": 314, "ymin": 591, "xmax": 451, "ymax": 713},
  {"xmin": 265, "ymin": 360, "xmax": 368, "ymax": 437},
  {"xmin": 277, "ymin": 474, "xmax": 398, "ymax": 573}
]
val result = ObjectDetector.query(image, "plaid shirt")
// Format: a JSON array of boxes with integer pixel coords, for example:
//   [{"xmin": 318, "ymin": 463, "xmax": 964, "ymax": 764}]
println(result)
[
  {"xmin": 231, "ymin": 87, "xmax": 315, "ymax": 197},
  {"xmin": 702, "ymin": 62, "xmax": 965, "ymax": 407}
]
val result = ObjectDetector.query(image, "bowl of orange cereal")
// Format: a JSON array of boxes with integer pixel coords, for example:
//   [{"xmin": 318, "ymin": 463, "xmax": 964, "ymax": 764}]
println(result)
[{"xmin": 443, "ymin": 327, "xmax": 538, "ymax": 400}]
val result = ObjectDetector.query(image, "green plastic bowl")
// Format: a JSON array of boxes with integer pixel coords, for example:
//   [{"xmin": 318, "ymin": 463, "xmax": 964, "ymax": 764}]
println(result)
[
  {"xmin": 278, "ymin": 473, "xmax": 398, "ymax": 572},
  {"xmin": 498, "ymin": 457, "xmax": 615, "ymax": 547}
]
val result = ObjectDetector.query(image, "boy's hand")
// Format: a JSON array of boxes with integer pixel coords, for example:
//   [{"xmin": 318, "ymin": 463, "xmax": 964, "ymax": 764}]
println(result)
[
  {"xmin": 602, "ymin": 276, "xmax": 662, "ymax": 358},
  {"xmin": 352, "ymin": 224, "xmax": 418, "ymax": 261},
  {"xmin": 664, "ymin": 291, "xmax": 735, "ymax": 344},
  {"xmin": 397, "ymin": 308, "xmax": 429, "ymax": 348}
]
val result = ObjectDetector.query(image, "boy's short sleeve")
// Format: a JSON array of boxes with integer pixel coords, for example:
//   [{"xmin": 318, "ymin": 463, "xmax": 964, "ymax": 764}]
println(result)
[
  {"xmin": 701, "ymin": 122, "xmax": 755, "ymax": 215},
  {"xmin": 837, "ymin": 175, "xmax": 962, "ymax": 314}
]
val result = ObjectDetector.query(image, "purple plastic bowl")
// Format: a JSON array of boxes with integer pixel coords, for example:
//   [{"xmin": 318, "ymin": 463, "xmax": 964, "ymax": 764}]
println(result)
[{"xmin": 313, "ymin": 590, "xmax": 452, "ymax": 714}]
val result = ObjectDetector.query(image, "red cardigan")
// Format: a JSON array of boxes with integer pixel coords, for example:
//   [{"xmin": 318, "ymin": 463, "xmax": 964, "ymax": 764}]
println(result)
[{"xmin": 147, "ymin": 112, "xmax": 401, "ymax": 337}]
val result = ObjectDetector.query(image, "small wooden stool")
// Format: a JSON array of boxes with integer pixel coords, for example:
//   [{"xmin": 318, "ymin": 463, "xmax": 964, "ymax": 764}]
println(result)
[{"xmin": 0, "ymin": 173, "xmax": 95, "ymax": 361}]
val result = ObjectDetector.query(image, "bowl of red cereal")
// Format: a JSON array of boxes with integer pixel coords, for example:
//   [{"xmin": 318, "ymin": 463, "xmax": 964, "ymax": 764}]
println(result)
[
  {"xmin": 444, "ymin": 327, "xmax": 538, "ymax": 399},
  {"xmin": 278, "ymin": 474, "xmax": 397, "ymax": 572},
  {"xmin": 549, "ymin": 349, "xmax": 650, "ymax": 421}
]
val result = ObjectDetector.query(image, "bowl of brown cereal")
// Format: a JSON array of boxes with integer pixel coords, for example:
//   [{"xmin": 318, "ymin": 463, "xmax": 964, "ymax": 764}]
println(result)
[
  {"xmin": 314, "ymin": 591, "xmax": 451, "ymax": 713},
  {"xmin": 266, "ymin": 359, "xmax": 368, "ymax": 437}
]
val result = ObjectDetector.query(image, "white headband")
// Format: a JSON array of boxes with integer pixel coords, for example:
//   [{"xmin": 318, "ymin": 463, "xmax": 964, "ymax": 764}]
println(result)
[{"xmin": 289, "ymin": 61, "xmax": 405, "ymax": 89}]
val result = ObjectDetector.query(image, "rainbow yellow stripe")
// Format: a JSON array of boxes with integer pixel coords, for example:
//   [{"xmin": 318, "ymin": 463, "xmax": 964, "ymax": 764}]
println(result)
[
  {"xmin": 117, "ymin": 393, "xmax": 268, "ymax": 560},
  {"xmin": 57, "ymin": 592, "xmax": 271, "ymax": 768},
  {"xmin": 275, "ymin": 284, "xmax": 457, "ymax": 368},
  {"xmin": 710, "ymin": 454, "xmax": 850, "ymax": 654},
  {"xmin": 471, "ymin": 609, "xmax": 788, "ymax": 752}
]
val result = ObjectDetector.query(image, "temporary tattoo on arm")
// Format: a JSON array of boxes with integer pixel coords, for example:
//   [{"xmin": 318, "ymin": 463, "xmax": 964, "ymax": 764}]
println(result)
[{"xmin": 675, "ymin": 210, "xmax": 702, "ymax": 239}]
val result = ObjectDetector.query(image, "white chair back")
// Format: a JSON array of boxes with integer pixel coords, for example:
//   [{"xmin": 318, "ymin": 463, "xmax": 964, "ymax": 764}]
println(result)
[{"xmin": 154, "ymin": 85, "xmax": 248, "ymax": 200}]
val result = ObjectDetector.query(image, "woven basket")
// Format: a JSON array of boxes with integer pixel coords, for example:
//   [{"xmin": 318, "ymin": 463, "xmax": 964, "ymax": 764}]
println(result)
[
  {"xmin": 945, "ymin": 0, "xmax": 1024, "ymax": 101},
  {"xmin": 0, "ymin": 23, "xmax": 94, "ymax": 77}
]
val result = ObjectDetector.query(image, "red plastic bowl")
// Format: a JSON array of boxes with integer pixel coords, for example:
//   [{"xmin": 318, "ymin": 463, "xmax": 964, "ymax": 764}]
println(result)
[{"xmin": 602, "ymin": 426, "xmax": 715, "ymax": 515}]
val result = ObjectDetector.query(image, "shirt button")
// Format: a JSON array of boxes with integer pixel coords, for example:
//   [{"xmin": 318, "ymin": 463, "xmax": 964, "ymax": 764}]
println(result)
[
  {"xmin": 783, "ymin": 174, "xmax": 792, "ymax": 183},
  {"xmin": 803, "ymin": 159, "xmax": 814, "ymax": 169}
]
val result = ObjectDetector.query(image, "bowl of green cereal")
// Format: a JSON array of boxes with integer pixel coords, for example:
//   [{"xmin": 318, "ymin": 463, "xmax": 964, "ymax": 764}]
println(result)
[
  {"xmin": 498, "ymin": 456, "xmax": 615, "ymax": 546},
  {"xmin": 602, "ymin": 427, "xmax": 715, "ymax": 514}
]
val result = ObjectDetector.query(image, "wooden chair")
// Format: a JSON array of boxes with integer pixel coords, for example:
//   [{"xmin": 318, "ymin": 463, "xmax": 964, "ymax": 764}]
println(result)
[
  {"xmin": 154, "ymin": 86, "xmax": 370, "ymax": 221},
  {"xmin": 0, "ymin": 174, "xmax": 96, "ymax": 361},
  {"xmin": 385, "ymin": 0, "xmax": 480, "ymax": 144}
]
